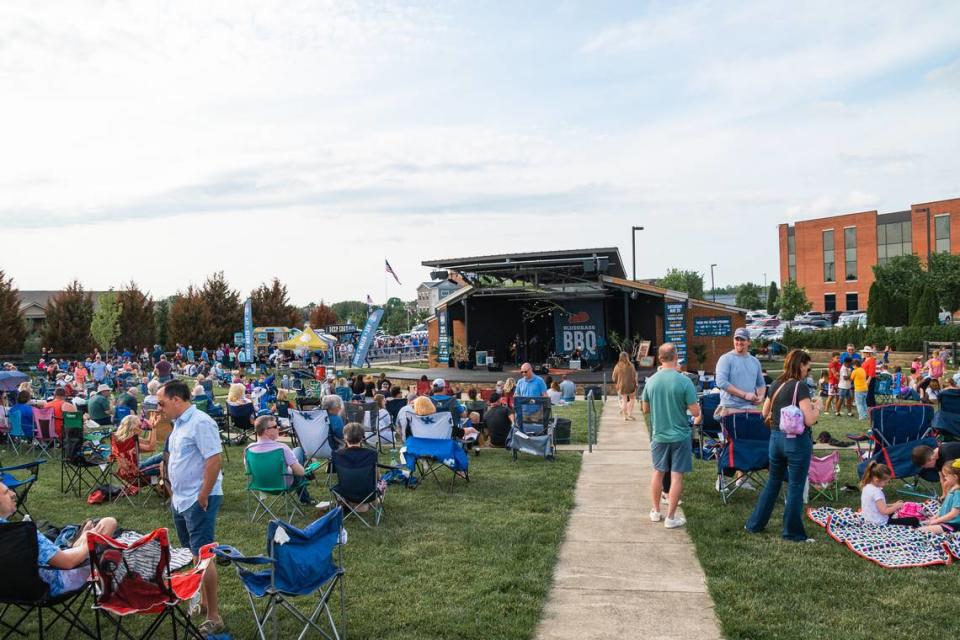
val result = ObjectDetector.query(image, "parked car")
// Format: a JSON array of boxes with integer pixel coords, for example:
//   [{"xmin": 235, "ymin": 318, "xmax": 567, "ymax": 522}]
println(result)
[
  {"xmin": 807, "ymin": 319, "xmax": 833, "ymax": 329},
  {"xmin": 940, "ymin": 310, "xmax": 953, "ymax": 325},
  {"xmin": 836, "ymin": 313, "xmax": 867, "ymax": 328}
]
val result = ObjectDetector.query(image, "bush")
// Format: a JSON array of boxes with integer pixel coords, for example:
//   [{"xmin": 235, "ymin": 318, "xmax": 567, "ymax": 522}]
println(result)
[{"xmin": 781, "ymin": 325, "xmax": 960, "ymax": 352}]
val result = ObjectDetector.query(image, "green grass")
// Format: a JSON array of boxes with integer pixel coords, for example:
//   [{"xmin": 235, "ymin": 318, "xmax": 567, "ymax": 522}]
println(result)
[
  {"xmin": 551, "ymin": 402, "xmax": 593, "ymax": 444},
  {"xmin": 682, "ymin": 426, "xmax": 951, "ymax": 640},
  {"xmin": 3, "ymin": 445, "xmax": 581, "ymax": 639}
]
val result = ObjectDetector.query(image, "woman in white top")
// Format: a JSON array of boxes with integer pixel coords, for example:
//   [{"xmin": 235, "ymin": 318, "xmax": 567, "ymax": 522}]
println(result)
[
  {"xmin": 546, "ymin": 381, "xmax": 563, "ymax": 406},
  {"xmin": 367, "ymin": 394, "xmax": 394, "ymax": 445}
]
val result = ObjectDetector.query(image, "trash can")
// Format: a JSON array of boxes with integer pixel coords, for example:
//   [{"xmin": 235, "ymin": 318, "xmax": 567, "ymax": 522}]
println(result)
[
  {"xmin": 554, "ymin": 417, "xmax": 572, "ymax": 445},
  {"xmin": 584, "ymin": 385, "xmax": 602, "ymax": 400}
]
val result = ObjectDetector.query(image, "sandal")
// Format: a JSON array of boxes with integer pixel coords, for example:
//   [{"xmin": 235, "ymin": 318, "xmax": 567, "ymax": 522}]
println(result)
[{"xmin": 197, "ymin": 619, "xmax": 224, "ymax": 636}]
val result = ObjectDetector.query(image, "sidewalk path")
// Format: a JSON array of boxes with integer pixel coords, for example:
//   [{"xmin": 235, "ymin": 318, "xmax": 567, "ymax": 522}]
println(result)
[{"xmin": 535, "ymin": 398, "xmax": 722, "ymax": 640}]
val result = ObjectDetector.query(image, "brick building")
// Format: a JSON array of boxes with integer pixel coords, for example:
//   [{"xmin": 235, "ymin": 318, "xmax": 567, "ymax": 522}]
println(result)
[{"xmin": 778, "ymin": 197, "xmax": 960, "ymax": 313}]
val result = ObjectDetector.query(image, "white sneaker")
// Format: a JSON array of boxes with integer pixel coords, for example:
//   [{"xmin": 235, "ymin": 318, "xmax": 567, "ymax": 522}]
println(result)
[
  {"xmin": 664, "ymin": 515, "xmax": 687, "ymax": 529},
  {"xmin": 649, "ymin": 509, "xmax": 662, "ymax": 522},
  {"xmin": 737, "ymin": 478, "xmax": 757, "ymax": 491}
]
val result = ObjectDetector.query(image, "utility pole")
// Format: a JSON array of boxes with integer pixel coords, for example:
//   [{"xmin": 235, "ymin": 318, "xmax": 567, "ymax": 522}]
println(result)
[
  {"xmin": 710, "ymin": 263, "xmax": 717, "ymax": 302},
  {"xmin": 631, "ymin": 226, "xmax": 645, "ymax": 280}
]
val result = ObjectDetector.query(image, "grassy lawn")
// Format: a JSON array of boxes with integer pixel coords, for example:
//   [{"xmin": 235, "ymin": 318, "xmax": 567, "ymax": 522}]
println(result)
[
  {"xmin": 2, "ymin": 444, "xmax": 581, "ymax": 639},
  {"xmin": 682, "ymin": 415, "xmax": 952, "ymax": 640}
]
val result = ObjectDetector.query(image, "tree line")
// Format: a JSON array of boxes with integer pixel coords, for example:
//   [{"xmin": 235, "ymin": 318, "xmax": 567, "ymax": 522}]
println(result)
[{"xmin": 0, "ymin": 271, "xmax": 425, "ymax": 355}]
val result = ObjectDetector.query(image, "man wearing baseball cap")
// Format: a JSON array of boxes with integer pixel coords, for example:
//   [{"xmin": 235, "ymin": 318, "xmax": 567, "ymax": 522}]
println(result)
[
  {"xmin": 716, "ymin": 327, "xmax": 766, "ymax": 419},
  {"xmin": 429, "ymin": 378, "xmax": 465, "ymax": 424}
]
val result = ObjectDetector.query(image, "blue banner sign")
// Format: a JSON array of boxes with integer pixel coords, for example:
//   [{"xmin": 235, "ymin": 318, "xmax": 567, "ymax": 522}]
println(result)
[
  {"xmin": 663, "ymin": 301, "xmax": 688, "ymax": 364},
  {"xmin": 693, "ymin": 316, "xmax": 732, "ymax": 337},
  {"xmin": 437, "ymin": 309, "xmax": 450, "ymax": 364},
  {"xmin": 243, "ymin": 298, "xmax": 254, "ymax": 363},
  {"xmin": 352, "ymin": 308, "xmax": 385, "ymax": 368},
  {"xmin": 554, "ymin": 300, "xmax": 604, "ymax": 359}
]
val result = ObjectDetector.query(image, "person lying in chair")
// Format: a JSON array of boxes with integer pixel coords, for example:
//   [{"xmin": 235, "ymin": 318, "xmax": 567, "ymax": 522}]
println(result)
[{"xmin": 0, "ymin": 481, "xmax": 118, "ymax": 596}]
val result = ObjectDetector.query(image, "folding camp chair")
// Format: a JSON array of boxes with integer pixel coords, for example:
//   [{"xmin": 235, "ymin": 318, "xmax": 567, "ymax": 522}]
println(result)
[
  {"xmin": 290, "ymin": 409, "xmax": 334, "ymax": 475},
  {"xmin": 385, "ymin": 398, "xmax": 407, "ymax": 425},
  {"xmin": 933, "ymin": 388, "xmax": 960, "ymax": 442},
  {"xmin": 0, "ymin": 521, "xmax": 99, "ymax": 640},
  {"xmin": 874, "ymin": 374, "xmax": 896, "ymax": 405},
  {"xmin": 214, "ymin": 509, "xmax": 346, "ymax": 640},
  {"xmin": 245, "ymin": 448, "xmax": 318, "ymax": 523},
  {"xmin": 808, "ymin": 451, "xmax": 841, "ymax": 501},
  {"xmin": 60, "ymin": 418, "xmax": 111, "ymax": 498},
  {"xmin": 227, "ymin": 402, "xmax": 256, "ymax": 446},
  {"xmin": 717, "ymin": 412, "xmax": 770, "ymax": 504},
  {"xmin": 113, "ymin": 405, "xmax": 132, "ymax": 427},
  {"xmin": 31, "ymin": 408, "xmax": 58, "ymax": 460},
  {"xmin": 87, "ymin": 528, "xmax": 213, "ymax": 640},
  {"xmin": 403, "ymin": 413, "xmax": 469, "ymax": 490},
  {"xmin": 330, "ymin": 448, "xmax": 387, "ymax": 528},
  {"xmin": 696, "ymin": 393, "xmax": 722, "ymax": 460},
  {"xmin": 191, "ymin": 398, "xmax": 209, "ymax": 413},
  {"xmin": 7, "ymin": 406, "xmax": 35, "ymax": 457},
  {"xmin": 852, "ymin": 404, "xmax": 939, "ymax": 499},
  {"xmin": 508, "ymin": 397, "xmax": 556, "ymax": 461},
  {"xmin": 109, "ymin": 435, "xmax": 165, "ymax": 507},
  {"xmin": 0, "ymin": 459, "xmax": 45, "ymax": 522}
]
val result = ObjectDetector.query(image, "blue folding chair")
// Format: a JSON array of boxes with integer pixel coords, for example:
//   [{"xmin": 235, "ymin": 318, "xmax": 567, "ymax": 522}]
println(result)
[
  {"xmin": 7, "ymin": 405, "xmax": 36, "ymax": 457},
  {"xmin": 508, "ymin": 397, "xmax": 555, "ymax": 461},
  {"xmin": 933, "ymin": 388, "xmax": 960, "ymax": 442},
  {"xmin": 0, "ymin": 460, "xmax": 46, "ymax": 521},
  {"xmin": 215, "ymin": 509, "xmax": 346, "ymax": 640},
  {"xmin": 697, "ymin": 394, "xmax": 722, "ymax": 460},
  {"xmin": 852, "ymin": 404, "xmax": 938, "ymax": 498},
  {"xmin": 113, "ymin": 405, "xmax": 132, "ymax": 426},
  {"xmin": 717, "ymin": 412, "xmax": 770, "ymax": 504}
]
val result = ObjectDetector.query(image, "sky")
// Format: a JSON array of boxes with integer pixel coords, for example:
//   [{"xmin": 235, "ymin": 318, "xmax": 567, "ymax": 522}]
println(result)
[{"xmin": 1, "ymin": 0, "xmax": 959, "ymax": 305}]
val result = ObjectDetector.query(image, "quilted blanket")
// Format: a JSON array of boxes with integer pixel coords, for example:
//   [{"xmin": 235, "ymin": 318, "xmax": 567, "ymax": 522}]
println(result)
[{"xmin": 808, "ymin": 502, "xmax": 960, "ymax": 568}]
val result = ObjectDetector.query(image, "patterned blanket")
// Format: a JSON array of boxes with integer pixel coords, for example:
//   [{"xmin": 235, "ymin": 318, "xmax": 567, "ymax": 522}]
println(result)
[
  {"xmin": 116, "ymin": 531, "xmax": 194, "ymax": 572},
  {"xmin": 807, "ymin": 502, "xmax": 960, "ymax": 568}
]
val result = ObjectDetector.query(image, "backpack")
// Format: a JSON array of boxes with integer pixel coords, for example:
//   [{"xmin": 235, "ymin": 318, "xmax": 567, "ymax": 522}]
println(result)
[{"xmin": 778, "ymin": 381, "xmax": 806, "ymax": 438}]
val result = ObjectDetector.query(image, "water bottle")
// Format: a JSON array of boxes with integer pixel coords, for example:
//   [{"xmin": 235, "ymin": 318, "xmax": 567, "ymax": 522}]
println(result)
[{"xmin": 390, "ymin": 448, "xmax": 399, "ymax": 467}]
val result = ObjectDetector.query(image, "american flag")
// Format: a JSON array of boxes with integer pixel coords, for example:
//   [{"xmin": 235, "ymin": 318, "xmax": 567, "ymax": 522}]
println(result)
[
  {"xmin": 366, "ymin": 294, "xmax": 374, "ymax": 305},
  {"xmin": 385, "ymin": 259, "xmax": 402, "ymax": 285}
]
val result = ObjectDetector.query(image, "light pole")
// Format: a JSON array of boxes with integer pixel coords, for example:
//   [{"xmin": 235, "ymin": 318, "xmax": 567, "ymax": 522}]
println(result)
[
  {"xmin": 710, "ymin": 263, "xmax": 717, "ymax": 302},
  {"xmin": 631, "ymin": 226, "xmax": 645, "ymax": 281}
]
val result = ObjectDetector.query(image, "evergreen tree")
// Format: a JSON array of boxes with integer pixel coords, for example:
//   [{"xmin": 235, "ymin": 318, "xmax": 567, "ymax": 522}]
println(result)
[
  {"xmin": 778, "ymin": 280, "xmax": 812, "ymax": 320},
  {"xmin": 330, "ymin": 301, "xmax": 369, "ymax": 325},
  {"xmin": 154, "ymin": 298, "xmax": 171, "ymax": 349},
  {"xmin": 766, "ymin": 281, "xmax": 779, "ymax": 315},
  {"xmin": 659, "ymin": 269, "xmax": 705, "ymax": 299},
  {"xmin": 251, "ymin": 278, "xmax": 301, "ymax": 328},
  {"xmin": 167, "ymin": 286, "xmax": 214, "ymax": 347},
  {"xmin": 200, "ymin": 271, "xmax": 242, "ymax": 346},
  {"xmin": 116, "ymin": 281, "xmax": 155, "ymax": 350},
  {"xmin": 43, "ymin": 280, "xmax": 94, "ymax": 353},
  {"xmin": 0, "ymin": 271, "xmax": 26, "ymax": 354},
  {"xmin": 735, "ymin": 282, "xmax": 764, "ymax": 310},
  {"xmin": 908, "ymin": 285, "xmax": 924, "ymax": 327},
  {"xmin": 90, "ymin": 290, "xmax": 122, "ymax": 352},
  {"xmin": 915, "ymin": 283, "xmax": 941, "ymax": 326},
  {"xmin": 867, "ymin": 282, "xmax": 887, "ymax": 327},
  {"xmin": 927, "ymin": 252, "xmax": 960, "ymax": 313},
  {"xmin": 309, "ymin": 302, "xmax": 338, "ymax": 328}
]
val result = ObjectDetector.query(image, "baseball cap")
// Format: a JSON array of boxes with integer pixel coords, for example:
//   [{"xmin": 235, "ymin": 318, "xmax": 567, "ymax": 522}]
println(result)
[
  {"xmin": 432, "ymin": 378, "xmax": 446, "ymax": 389},
  {"xmin": 734, "ymin": 328, "xmax": 751, "ymax": 340},
  {"xmin": 97, "ymin": 383, "xmax": 111, "ymax": 392}
]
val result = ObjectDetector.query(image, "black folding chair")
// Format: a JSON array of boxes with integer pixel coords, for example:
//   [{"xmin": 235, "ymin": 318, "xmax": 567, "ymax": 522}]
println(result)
[
  {"xmin": 226, "ymin": 403, "xmax": 256, "ymax": 446},
  {"xmin": 60, "ymin": 422, "xmax": 111, "ymax": 498},
  {"xmin": 0, "ymin": 521, "xmax": 98, "ymax": 639}
]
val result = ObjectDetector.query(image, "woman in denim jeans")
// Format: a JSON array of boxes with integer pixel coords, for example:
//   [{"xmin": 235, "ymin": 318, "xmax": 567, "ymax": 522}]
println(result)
[{"xmin": 745, "ymin": 349, "xmax": 822, "ymax": 542}]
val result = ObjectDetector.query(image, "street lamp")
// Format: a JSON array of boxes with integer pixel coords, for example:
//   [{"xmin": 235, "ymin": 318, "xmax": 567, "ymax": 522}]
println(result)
[
  {"xmin": 710, "ymin": 263, "xmax": 717, "ymax": 302},
  {"xmin": 631, "ymin": 226, "xmax": 645, "ymax": 281}
]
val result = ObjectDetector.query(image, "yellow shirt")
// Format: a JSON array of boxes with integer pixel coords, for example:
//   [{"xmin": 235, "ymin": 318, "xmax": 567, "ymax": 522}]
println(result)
[{"xmin": 851, "ymin": 367, "xmax": 868, "ymax": 393}]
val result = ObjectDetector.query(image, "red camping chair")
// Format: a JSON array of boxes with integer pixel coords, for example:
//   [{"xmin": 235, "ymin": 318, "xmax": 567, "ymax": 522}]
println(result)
[
  {"xmin": 87, "ymin": 528, "xmax": 214, "ymax": 640},
  {"xmin": 110, "ymin": 435, "xmax": 166, "ymax": 507}
]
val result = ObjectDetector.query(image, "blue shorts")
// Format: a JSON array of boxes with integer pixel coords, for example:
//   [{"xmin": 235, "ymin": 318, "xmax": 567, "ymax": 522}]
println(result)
[
  {"xmin": 172, "ymin": 495, "xmax": 222, "ymax": 556},
  {"xmin": 651, "ymin": 440, "xmax": 693, "ymax": 474}
]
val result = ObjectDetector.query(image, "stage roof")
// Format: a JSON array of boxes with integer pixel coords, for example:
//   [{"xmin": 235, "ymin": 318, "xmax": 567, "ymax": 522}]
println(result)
[{"xmin": 422, "ymin": 247, "xmax": 626, "ymax": 282}]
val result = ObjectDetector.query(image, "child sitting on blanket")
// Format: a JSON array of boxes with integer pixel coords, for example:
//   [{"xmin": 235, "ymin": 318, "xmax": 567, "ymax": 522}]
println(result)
[
  {"xmin": 919, "ymin": 460, "xmax": 960, "ymax": 534},
  {"xmin": 860, "ymin": 461, "xmax": 921, "ymax": 527}
]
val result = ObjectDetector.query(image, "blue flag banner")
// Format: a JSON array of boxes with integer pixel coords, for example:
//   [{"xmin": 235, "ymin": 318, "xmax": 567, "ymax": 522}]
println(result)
[
  {"xmin": 243, "ymin": 298, "xmax": 254, "ymax": 364},
  {"xmin": 352, "ymin": 308, "xmax": 385, "ymax": 367}
]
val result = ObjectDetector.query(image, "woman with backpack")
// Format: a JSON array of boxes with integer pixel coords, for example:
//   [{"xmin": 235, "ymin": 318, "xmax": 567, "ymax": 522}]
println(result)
[{"xmin": 745, "ymin": 349, "xmax": 821, "ymax": 543}]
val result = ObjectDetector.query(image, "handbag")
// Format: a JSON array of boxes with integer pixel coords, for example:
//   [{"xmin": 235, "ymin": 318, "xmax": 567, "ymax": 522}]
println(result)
[{"xmin": 778, "ymin": 381, "xmax": 806, "ymax": 438}]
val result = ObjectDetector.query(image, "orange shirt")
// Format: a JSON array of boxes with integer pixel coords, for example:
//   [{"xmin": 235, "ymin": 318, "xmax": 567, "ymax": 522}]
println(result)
[{"xmin": 862, "ymin": 357, "xmax": 876, "ymax": 378}]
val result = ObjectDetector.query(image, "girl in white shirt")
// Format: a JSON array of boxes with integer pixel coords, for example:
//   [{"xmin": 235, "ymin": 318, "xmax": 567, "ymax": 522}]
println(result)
[{"xmin": 860, "ymin": 461, "xmax": 920, "ymax": 527}]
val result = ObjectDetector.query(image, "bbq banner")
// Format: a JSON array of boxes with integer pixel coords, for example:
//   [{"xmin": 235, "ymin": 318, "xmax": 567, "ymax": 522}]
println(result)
[{"xmin": 554, "ymin": 301, "xmax": 604, "ymax": 359}]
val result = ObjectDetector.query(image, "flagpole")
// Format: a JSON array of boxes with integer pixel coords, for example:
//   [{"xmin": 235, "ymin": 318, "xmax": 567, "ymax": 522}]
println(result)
[{"xmin": 384, "ymin": 259, "xmax": 388, "ymax": 306}]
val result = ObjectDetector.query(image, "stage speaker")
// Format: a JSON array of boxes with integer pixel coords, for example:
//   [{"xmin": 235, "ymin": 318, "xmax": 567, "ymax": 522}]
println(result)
[
  {"xmin": 590, "ymin": 363, "xmax": 604, "ymax": 372},
  {"xmin": 535, "ymin": 364, "xmax": 550, "ymax": 375},
  {"xmin": 487, "ymin": 363, "xmax": 503, "ymax": 372},
  {"xmin": 430, "ymin": 270, "xmax": 449, "ymax": 280}
]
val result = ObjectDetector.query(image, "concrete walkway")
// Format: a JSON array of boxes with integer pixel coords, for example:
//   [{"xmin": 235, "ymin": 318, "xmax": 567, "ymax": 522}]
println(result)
[{"xmin": 535, "ymin": 399, "xmax": 722, "ymax": 640}]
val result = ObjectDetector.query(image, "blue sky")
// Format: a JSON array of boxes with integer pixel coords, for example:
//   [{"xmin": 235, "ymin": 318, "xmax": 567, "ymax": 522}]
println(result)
[{"xmin": 1, "ymin": 0, "xmax": 958, "ymax": 303}]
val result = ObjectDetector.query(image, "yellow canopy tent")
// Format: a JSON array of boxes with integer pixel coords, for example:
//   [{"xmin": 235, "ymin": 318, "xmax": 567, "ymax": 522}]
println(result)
[{"xmin": 277, "ymin": 324, "xmax": 331, "ymax": 351}]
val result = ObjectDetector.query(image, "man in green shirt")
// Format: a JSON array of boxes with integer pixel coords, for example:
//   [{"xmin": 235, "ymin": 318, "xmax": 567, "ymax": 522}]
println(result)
[
  {"xmin": 88, "ymin": 384, "xmax": 114, "ymax": 426},
  {"xmin": 641, "ymin": 343, "xmax": 700, "ymax": 529}
]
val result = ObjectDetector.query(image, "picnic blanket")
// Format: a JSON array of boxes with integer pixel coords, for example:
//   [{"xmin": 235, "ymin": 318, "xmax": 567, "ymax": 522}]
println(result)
[
  {"xmin": 808, "ymin": 502, "xmax": 960, "ymax": 568},
  {"xmin": 116, "ymin": 531, "xmax": 194, "ymax": 571}
]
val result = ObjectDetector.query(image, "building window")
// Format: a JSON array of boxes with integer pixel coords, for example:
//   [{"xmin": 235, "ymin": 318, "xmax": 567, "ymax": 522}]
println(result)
[
  {"xmin": 845, "ymin": 292, "xmax": 859, "ymax": 311},
  {"xmin": 823, "ymin": 230, "xmax": 835, "ymax": 282},
  {"xmin": 824, "ymin": 294, "xmax": 836, "ymax": 312},
  {"xmin": 877, "ymin": 220, "xmax": 912, "ymax": 264},
  {"xmin": 787, "ymin": 234, "xmax": 796, "ymax": 281},
  {"xmin": 844, "ymin": 228, "xmax": 857, "ymax": 281},
  {"xmin": 936, "ymin": 214, "xmax": 951, "ymax": 254}
]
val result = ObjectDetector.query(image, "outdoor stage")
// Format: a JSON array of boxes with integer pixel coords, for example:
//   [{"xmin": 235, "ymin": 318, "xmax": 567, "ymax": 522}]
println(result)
[{"xmin": 385, "ymin": 365, "xmax": 650, "ymax": 386}]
